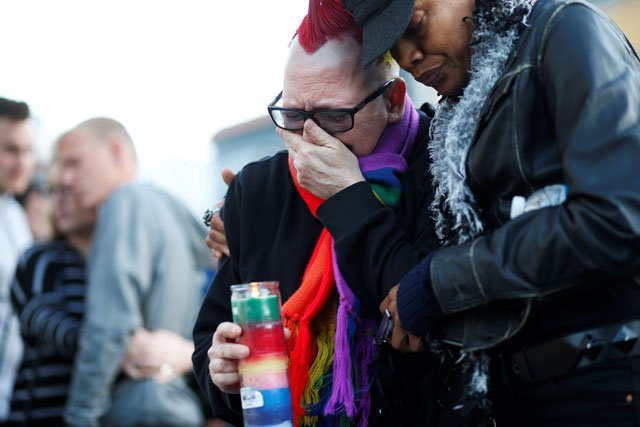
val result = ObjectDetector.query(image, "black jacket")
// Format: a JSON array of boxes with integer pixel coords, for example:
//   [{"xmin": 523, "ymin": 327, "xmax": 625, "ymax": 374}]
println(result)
[
  {"xmin": 427, "ymin": 0, "xmax": 640, "ymax": 351},
  {"xmin": 192, "ymin": 109, "xmax": 437, "ymax": 425}
]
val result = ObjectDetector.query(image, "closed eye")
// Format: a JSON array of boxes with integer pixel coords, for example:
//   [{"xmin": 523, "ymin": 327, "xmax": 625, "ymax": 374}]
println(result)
[
  {"xmin": 319, "ymin": 112, "xmax": 350, "ymax": 123},
  {"xmin": 283, "ymin": 111, "xmax": 303, "ymax": 120},
  {"xmin": 405, "ymin": 13, "xmax": 425, "ymax": 37}
]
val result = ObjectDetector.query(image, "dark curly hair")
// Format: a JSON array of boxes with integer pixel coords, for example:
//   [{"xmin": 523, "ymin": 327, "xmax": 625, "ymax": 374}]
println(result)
[{"xmin": 0, "ymin": 97, "xmax": 30, "ymax": 121}]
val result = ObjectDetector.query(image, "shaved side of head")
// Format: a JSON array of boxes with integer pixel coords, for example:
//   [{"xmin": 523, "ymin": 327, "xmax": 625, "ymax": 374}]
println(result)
[{"xmin": 288, "ymin": 34, "xmax": 399, "ymax": 91}]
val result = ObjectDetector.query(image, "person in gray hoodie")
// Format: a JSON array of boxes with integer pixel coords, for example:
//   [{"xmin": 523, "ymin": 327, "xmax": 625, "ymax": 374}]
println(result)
[{"xmin": 56, "ymin": 117, "xmax": 213, "ymax": 427}]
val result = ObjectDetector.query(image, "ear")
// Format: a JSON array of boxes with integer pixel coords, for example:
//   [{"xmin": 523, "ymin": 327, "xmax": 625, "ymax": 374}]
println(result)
[
  {"xmin": 106, "ymin": 136, "xmax": 124, "ymax": 163},
  {"xmin": 386, "ymin": 77, "xmax": 406, "ymax": 123}
]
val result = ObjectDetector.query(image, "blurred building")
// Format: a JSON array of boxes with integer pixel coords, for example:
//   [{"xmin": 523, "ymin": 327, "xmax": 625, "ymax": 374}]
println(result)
[
  {"xmin": 211, "ymin": 116, "xmax": 284, "ymax": 199},
  {"xmin": 598, "ymin": 0, "xmax": 640, "ymax": 48}
]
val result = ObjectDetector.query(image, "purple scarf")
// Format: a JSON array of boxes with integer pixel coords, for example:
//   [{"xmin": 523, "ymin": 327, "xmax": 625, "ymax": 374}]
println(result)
[{"xmin": 325, "ymin": 94, "xmax": 419, "ymax": 426}]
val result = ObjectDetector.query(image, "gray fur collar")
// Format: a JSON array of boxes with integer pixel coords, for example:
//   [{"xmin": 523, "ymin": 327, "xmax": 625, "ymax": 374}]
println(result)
[{"xmin": 429, "ymin": 0, "xmax": 534, "ymax": 245}]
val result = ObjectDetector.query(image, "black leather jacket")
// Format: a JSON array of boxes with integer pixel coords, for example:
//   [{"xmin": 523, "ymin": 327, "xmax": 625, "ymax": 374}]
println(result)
[{"xmin": 430, "ymin": 0, "xmax": 640, "ymax": 351}]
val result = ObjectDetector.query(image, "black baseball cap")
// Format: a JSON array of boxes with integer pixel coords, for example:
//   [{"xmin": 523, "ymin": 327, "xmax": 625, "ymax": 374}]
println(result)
[{"xmin": 341, "ymin": 0, "xmax": 414, "ymax": 67}]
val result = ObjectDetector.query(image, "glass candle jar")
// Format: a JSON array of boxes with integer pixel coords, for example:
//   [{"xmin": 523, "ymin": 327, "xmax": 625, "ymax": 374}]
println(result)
[{"xmin": 231, "ymin": 281, "xmax": 293, "ymax": 427}]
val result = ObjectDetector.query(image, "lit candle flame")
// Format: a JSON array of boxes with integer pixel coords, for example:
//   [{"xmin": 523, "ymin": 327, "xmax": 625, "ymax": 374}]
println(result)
[{"xmin": 250, "ymin": 282, "xmax": 260, "ymax": 298}]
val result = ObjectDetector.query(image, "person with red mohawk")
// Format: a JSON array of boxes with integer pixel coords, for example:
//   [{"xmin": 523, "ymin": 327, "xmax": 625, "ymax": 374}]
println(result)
[
  {"xmin": 192, "ymin": 1, "xmax": 441, "ymax": 426},
  {"xmin": 290, "ymin": 0, "xmax": 640, "ymax": 425}
]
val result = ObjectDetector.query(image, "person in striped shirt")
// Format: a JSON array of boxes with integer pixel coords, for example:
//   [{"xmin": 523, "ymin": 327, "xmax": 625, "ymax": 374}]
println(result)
[{"xmin": 7, "ymin": 163, "xmax": 94, "ymax": 426}]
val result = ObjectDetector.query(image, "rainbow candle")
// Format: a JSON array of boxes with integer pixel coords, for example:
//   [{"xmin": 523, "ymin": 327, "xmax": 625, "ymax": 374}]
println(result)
[{"xmin": 231, "ymin": 282, "xmax": 293, "ymax": 427}]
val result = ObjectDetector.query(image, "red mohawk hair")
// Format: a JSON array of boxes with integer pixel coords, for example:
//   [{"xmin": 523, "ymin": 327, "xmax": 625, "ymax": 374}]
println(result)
[{"xmin": 297, "ymin": 0, "xmax": 362, "ymax": 54}]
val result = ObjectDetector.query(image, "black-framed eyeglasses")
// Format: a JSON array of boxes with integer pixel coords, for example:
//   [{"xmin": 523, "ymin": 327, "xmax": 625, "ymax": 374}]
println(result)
[{"xmin": 267, "ymin": 79, "xmax": 395, "ymax": 134}]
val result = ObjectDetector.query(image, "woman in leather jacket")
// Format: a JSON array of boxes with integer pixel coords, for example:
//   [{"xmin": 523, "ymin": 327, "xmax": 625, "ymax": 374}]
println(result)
[{"xmin": 284, "ymin": 0, "xmax": 640, "ymax": 425}]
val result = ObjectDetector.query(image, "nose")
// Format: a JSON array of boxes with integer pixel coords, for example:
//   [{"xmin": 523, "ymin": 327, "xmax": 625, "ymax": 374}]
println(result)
[
  {"xmin": 59, "ymin": 167, "xmax": 74, "ymax": 186},
  {"xmin": 392, "ymin": 39, "xmax": 424, "ymax": 76}
]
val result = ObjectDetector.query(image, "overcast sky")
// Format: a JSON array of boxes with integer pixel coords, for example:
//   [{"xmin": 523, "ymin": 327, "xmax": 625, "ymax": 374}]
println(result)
[{"xmin": 0, "ymin": 1, "xmax": 308, "ymax": 212}]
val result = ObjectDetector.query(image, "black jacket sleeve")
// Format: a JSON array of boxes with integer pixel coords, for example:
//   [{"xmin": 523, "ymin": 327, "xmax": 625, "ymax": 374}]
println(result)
[
  {"xmin": 192, "ymin": 177, "xmax": 244, "ymax": 426},
  {"xmin": 316, "ymin": 115, "xmax": 438, "ymax": 316},
  {"xmin": 428, "ymin": 4, "xmax": 640, "ymax": 314}
]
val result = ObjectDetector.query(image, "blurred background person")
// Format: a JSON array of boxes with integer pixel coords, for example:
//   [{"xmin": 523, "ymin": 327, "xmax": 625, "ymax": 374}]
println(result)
[
  {"xmin": 16, "ymin": 166, "xmax": 54, "ymax": 242},
  {"xmin": 8, "ymin": 162, "xmax": 94, "ymax": 426},
  {"xmin": 0, "ymin": 96, "xmax": 35, "ymax": 423},
  {"xmin": 8, "ymin": 160, "xmax": 208, "ymax": 426},
  {"xmin": 56, "ymin": 117, "xmax": 213, "ymax": 427}
]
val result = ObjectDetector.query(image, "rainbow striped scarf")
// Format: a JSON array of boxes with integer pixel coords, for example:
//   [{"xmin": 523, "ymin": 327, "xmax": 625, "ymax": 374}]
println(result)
[{"xmin": 282, "ymin": 94, "xmax": 419, "ymax": 427}]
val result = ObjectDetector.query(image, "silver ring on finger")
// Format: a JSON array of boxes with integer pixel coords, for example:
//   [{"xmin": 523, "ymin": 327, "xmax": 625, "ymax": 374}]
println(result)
[{"xmin": 203, "ymin": 206, "xmax": 222, "ymax": 227}]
